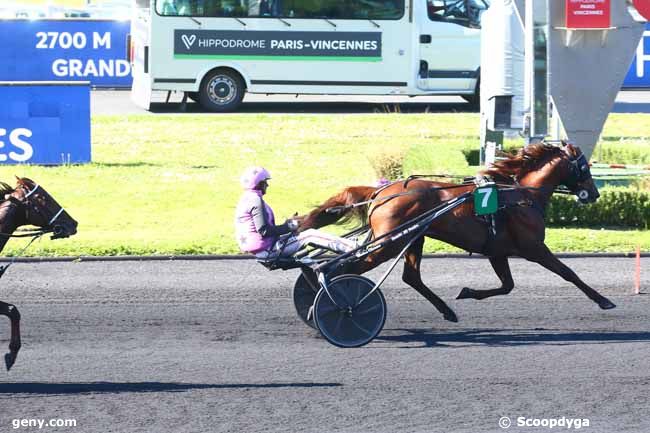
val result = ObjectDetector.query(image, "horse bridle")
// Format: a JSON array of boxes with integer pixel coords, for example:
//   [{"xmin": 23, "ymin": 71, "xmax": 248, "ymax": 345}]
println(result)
[
  {"xmin": 18, "ymin": 183, "xmax": 66, "ymax": 237},
  {"xmin": 0, "ymin": 183, "xmax": 67, "ymax": 280},
  {"xmin": 562, "ymin": 150, "xmax": 593, "ymax": 200}
]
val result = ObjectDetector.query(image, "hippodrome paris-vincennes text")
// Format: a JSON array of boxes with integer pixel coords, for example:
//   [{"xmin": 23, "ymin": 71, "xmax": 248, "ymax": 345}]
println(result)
[{"xmin": 196, "ymin": 38, "xmax": 378, "ymax": 51}]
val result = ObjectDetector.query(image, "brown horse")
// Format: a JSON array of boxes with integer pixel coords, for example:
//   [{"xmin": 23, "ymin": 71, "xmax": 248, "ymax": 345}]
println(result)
[
  {"xmin": 299, "ymin": 142, "xmax": 614, "ymax": 323},
  {"xmin": 0, "ymin": 177, "xmax": 78, "ymax": 370}
]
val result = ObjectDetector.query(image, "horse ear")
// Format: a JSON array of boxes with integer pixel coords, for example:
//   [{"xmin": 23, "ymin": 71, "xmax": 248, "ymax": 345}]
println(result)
[
  {"xmin": 15, "ymin": 175, "xmax": 23, "ymax": 186},
  {"xmin": 561, "ymin": 140, "xmax": 577, "ymax": 154}
]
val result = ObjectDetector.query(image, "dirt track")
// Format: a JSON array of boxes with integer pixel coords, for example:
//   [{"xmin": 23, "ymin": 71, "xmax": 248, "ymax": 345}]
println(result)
[{"xmin": 0, "ymin": 257, "xmax": 648, "ymax": 433}]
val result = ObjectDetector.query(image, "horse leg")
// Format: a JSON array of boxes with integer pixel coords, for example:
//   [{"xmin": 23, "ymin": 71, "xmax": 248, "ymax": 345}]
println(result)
[
  {"xmin": 521, "ymin": 244, "xmax": 616, "ymax": 310},
  {"xmin": 0, "ymin": 301, "xmax": 21, "ymax": 371},
  {"xmin": 402, "ymin": 236, "xmax": 458, "ymax": 322},
  {"xmin": 456, "ymin": 256, "xmax": 515, "ymax": 300}
]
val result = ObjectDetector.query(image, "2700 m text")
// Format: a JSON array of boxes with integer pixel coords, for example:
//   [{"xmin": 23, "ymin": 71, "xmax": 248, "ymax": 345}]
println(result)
[{"xmin": 35, "ymin": 32, "xmax": 112, "ymax": 50}]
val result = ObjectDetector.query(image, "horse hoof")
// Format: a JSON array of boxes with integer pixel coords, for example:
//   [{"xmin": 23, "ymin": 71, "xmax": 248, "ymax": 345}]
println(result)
[
  {"xmin": 4, "ymin": 352, "xmax": 16, "ymax": 371},
  {"xmin": 456, "ymin": 287, "xmax": 473, "ymax": 300},
  {"xmin": 598, "ymin": 298, "xmax": 616, "ymax": 310},
  {"xmin": 444, "ymin": 311, "xmax": 459, "ymax": 323}
]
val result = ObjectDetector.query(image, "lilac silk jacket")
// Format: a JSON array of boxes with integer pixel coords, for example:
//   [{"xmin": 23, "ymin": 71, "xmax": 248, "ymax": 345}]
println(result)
[{"xmin": 234, "ymin": 189, "xmax": 276, "ymax": 253}]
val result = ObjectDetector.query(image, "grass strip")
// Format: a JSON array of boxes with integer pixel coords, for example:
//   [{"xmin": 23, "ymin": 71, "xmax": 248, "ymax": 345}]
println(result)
[{"xmin": 0, "ymin": 113, "xmax": 645, "ymax": 256}]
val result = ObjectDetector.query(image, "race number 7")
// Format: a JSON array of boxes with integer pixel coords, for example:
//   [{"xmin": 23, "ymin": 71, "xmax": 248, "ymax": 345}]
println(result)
[
  {"xmin": 478, "ymin": 188, "xmax": 492, "ymax": 207},
  {"xmin": 474, "ymin": 186, "xmax": 498, "ymax": 215}
]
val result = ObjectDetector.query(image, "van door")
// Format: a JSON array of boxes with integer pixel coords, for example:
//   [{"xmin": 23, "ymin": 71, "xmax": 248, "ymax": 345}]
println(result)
[{"xmin": 416, "ymin": 0, "xmax": 487, "ymax": 92}]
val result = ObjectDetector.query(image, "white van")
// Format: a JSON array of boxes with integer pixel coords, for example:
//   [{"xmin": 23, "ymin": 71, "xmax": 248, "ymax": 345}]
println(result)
[{"xmin": 130, "ymin": 0, "xmax": 488, "ymax": 111}]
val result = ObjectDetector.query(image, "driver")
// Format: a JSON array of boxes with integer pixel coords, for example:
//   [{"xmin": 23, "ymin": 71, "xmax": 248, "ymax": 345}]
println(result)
[{"xmin": 234, "ymin": 166, "xmax": 359, "ymax": 259}]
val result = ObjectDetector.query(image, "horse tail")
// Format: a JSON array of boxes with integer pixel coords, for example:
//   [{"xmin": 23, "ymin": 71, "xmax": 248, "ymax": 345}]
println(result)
[{"xmin": 300, "ymin": 186, "xmax": 377, "ymax": 230}]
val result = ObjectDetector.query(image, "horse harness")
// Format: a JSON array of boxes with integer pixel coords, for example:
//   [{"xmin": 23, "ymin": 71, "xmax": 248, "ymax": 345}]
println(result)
[
  {"xmin": 327, "ymin": 148, "xmax": 590, "ymax": 257},
  {"xmin": 471, "ymin": 149, "xmax": 590, "ymax": 256},
  {"xmin": 470, "ymin": 176, "xmax": 538, "ymax": 256}
]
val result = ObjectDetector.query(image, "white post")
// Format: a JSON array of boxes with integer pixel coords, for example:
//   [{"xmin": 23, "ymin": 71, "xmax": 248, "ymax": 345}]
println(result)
[{"xmin": 524, "ymin": 0, "xmax": 534, "ymax": 141}]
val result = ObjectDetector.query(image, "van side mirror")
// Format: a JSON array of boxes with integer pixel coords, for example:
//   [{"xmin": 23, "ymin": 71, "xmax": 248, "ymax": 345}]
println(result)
[{"xmin": 465, "ymin": 0, "xmax": 488, "ymax": 29}]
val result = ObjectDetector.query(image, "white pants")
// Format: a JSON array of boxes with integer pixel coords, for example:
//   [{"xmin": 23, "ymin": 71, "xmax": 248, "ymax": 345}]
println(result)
[{"xmin": 255, "ymin": 229, "xmax": 357, "ymax": 258}]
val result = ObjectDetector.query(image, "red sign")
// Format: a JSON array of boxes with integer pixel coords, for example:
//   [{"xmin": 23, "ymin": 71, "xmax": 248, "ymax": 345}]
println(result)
[
  {"xmin": 566, "ymin": 0, "xmax": 611, "ymax": 28},
  {"xmin": 634, "ymin": 0, "xmax": 650, "ymax": 21}
]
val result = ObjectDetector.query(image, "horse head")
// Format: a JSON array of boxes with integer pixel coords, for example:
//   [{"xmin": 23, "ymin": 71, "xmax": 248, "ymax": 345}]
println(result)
[
  {"xmin": 10, "ymin": 177, "xmax": 78, "ymax": 239},
  {"xmin": 559, "ymin": 142, "xmax": 600, "ymax": 204},
  {"xmin": 496, "ymin": 141, "xmax": 600, "ymax": 205}
]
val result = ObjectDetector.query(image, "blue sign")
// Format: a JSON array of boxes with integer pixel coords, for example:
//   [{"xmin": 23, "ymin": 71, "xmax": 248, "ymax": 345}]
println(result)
[
  {"xmin": 0, "ymin": 83, "xmax": 91, "ymax": 165},
  {"xmin": 0, "ymin": 20, "xmax": 131, "ymax": 88},
  {"xmin": 623, "ymin": 23, "xmax": 650, "ymax": 88}
]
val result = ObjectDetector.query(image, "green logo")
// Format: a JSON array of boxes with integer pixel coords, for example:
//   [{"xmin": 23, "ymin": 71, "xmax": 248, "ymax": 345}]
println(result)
[{"xmin": 474, "ymin": 186, "xmax": 498, "ymax": 215}]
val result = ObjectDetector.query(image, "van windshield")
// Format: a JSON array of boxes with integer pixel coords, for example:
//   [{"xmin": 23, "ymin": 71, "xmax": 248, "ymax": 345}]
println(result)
[{"xmin": 155, "ymin": 0, "xmax": 405, "ymax": 20}]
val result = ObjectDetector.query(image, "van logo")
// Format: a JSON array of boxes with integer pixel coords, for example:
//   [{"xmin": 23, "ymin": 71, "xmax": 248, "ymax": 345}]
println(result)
[
  {"xmin": 173, "ymin": 30, "xmax": 383, "ymax": 60},
  {"xmin": 181, "ymin": 34, "xmax": 196, "ymax": 50}
]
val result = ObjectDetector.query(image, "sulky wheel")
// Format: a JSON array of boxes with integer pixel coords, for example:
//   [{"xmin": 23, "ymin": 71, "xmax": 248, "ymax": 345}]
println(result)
[
  {"xmin": 313, "ymin": 275, "xmax": 387, "ymax": 348},
  {"xmin": 293, "ymin": 270, "xmax": 319, "ymax": 329}
]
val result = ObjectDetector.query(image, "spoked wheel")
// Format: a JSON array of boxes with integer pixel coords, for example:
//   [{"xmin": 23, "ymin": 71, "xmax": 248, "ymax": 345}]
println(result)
[
  {"xmin": 293, "ymin": 270, "xmax": 319, "ymax": 329},
  {"xmin": 313, "ymin": 275, "xmax": 387, "ymax": 348}
]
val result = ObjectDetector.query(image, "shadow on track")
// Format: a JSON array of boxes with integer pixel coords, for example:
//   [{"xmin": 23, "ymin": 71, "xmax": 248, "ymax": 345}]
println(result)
[
  {"xmin": 1, "ymin": 382, "xmax": 342, "ymax": 395},
  {"xmin": 376, "ymin": 329, "xmax": 650, "ymax": 349},
  {"xmin": 149, "ymin": 101, "xmax": 477, "ymax": 114}
]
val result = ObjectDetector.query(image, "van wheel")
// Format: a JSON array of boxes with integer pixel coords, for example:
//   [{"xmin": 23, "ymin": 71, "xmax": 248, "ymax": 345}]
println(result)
[{"xmin": 199, "ymin": 70, "xmax": 245, "ymax": 112}]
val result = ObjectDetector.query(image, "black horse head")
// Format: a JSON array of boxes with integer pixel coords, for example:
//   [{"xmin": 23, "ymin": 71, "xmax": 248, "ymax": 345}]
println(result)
[{"xmin": 12, "ymin": 177, "xmax": 78, "ymax": 239}]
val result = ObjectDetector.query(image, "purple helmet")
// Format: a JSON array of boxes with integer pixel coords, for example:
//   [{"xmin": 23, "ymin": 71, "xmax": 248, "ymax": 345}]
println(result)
[{"xmin": 240, "ymin": 166, "xmax": 271, "ymax": 190}]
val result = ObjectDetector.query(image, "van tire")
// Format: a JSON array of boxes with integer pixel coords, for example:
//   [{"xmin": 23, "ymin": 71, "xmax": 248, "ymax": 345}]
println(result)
[{"xmin": 198, "ymin": 69, "xmax": 245, "ymax": 112}]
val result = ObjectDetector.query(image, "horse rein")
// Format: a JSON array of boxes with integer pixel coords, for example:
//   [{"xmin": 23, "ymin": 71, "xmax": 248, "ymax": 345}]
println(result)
[
  {"xmin": 324, "ymin": 181, "xmax": 555, "ymax": 215},
  {"xmin": 0, "ymin": 232, "xmax": 47, "ymax": 282},
  {"xmin": 333, "ymin": 147, "xmax": 593, "ymax": 214}
]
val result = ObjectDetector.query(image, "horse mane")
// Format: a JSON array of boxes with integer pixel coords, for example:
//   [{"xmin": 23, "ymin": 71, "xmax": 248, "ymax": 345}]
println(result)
[
  {"xmin": 301, "ymin": 186, "xmax": 376, "ymax": 229},
  {"xmin": 0, "ymin": 182, "xmax": 14, "ymax": 198},
  {"xmin": 482, "ymin": 143, "xmax": 563, "ymax": 181}
]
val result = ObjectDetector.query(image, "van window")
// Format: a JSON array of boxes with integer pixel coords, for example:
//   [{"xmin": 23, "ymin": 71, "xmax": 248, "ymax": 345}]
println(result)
[
  {"xmin": 427, "ymin": 0, "xmax": 488, "ymax": 28},
  {"xmin": 156, "ymin": 0, "xmax": 404, "ymax": 20}
]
